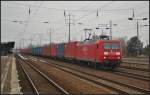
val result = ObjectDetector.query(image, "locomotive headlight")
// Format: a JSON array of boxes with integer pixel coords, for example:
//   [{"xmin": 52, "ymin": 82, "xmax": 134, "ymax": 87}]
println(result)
[
  {"xmin": 116, "ymin": 52, "xmax": 120, "ymax": 55},
  {"xmin": 117, "ymin": 57, "xmax": 120, "ymax": 59},
  {"xmin": 104, "ymin": 52, "xmax": 108, "ymax": 55}
]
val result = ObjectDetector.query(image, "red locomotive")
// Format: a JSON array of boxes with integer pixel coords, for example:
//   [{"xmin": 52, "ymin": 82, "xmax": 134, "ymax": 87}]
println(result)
[
  {"xmin": 76, "ymin": 39, "xmax": 121, "ymax": 68},
  {"xmin": 65, "ymin": 35, "xmax": 122, "ymax": 69}
]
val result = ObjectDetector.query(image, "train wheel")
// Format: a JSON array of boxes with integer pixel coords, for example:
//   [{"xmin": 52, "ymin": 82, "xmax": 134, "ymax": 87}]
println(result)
[
  {"xmin": 94, "ymin": 63, "xmax": 97, "ymax": 69},
  {"xmin": 88, "ymin": 62, "xmax": 90, "ymax": 66}
]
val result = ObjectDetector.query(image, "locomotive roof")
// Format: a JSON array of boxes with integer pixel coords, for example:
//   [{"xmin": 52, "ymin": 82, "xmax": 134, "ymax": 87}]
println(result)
[
  {"xmin": 96, "ymin": 40, "xmax": 121, "ymax": 44},
  {"xmin": 78, "ymin": 39, "xmax": 120, "ymax": 45}
]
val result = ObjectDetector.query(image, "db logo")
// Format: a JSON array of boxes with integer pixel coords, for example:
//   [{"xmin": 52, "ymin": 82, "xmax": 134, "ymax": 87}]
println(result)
[{"xmin": 83, "ymin": 47, "xmax": 88, "ymax": 51}]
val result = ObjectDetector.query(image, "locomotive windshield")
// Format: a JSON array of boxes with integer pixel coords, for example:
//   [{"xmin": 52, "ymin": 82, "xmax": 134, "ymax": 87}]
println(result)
[
  {"xmin": 112, "ymin": 43, "xmax": 120, "ymax": 49},
  {"xmin": 104, "ymin": 43, "xmax": 120, "ymax": 49},
  {"xmin": 104, "ymin": 43, "xmax": 111, "ymax": 49}
]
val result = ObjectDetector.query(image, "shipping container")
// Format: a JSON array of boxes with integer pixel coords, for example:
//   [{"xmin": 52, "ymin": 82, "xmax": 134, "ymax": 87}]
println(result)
[
  {"xmin": 56, "ymin": 43, "xmax": 65, "ymax": 58},
  {"xmin": 50, "ymin": 43, "xmax": 57, "ymax": 57},
  {"xmin": 34, "ymin": 47, "xmax": 37, "ymax": 55},
  {"xmin": 42, "ymin": 44, "xmax": 51, "ymax": 56},
  {"xmin": 46, "ymin": 44, "xmax": 51, "ymax": 56},
  {"xmin": 42, "ymin": 45, "xmax": 46, "ymax": 56},
  {"xmin": 31, "ymin": 47, "xmax": 34, "ymax": 55},
  {"xmin": 28, "ymin": 48, "xmax": 32, "ymax": 54},
  {"xmin": 43, "ymin": 45, "xmax": 47, "ymax": 56},
  {"xmin": 38, "ymin": 47, "xmax": 42, "ymax": 56},
  {"xmin": 32, "ymin": 47, "xmax": 39, "ymax": 56}
]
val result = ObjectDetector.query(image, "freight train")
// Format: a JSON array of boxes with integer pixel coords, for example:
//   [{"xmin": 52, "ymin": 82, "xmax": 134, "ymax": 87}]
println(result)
[{"xmin": 20, "ymin": 35, "xmax": 122, "ymax": 69}]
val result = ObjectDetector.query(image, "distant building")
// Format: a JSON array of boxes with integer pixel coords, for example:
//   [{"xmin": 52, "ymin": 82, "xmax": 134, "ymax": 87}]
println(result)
[{"xmin": 0, "ymin": 41, "xmax": 15, "ymax": 56}]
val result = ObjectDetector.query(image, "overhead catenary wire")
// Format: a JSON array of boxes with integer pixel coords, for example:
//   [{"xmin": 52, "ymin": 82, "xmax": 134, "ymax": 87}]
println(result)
[
  {"xmin": 2, "ymin": 1, "xmax": 149, "ymax": 46},
  {"xmin": 70, "ymin": 11, "xmax": 148, "ymax": 40},
  {"xmin": 2, "ymin": 8, "xmax": 148, "ymax": 24},
  {"xmin": 54, "ymin": 1, "xmax": 95, "ymax": 34},
  {"xmin": 54, "ymin": 1, "xmax": 115, "ymax": 34},
  {"xmin": 2, "ymin": 8, "xmax": 148, "ymax": 33},
  {"xmin": 3, "ymin": 1, "xmax": 148, "ymax": 11},
  {"xmin": 75, "ymin": 1, "xmax": 115, "ymax": 22},
  {"xmin": 8, "ymin": 2, "xmax": 44, "ymax": 46},
  {"xmin": 77, "ymin": 10, "xmax": 149, "ymax": 26},
  {"xmin": 3, "ymin": 1, "xmax": 148, "ymax": 23},
  {"xmin": 19, "ymin": 1, "xmax": 44, "ymax": 41},
  {"xmin": 4, "ymin": 1, "xmax": 64, "ymax": 11},
  {"xmin": 1, "ymin": 1, "xmax": 148, "ymax": 33}
]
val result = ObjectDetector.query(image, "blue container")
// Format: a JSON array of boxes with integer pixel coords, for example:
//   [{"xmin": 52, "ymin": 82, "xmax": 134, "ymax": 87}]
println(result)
[
  {"xmin": 56, "ymin": 43, "xmax": 65, "ymax": 58},
  {"xmin": 34, "ymin": 47, "xmax": 36, "ymax": 55},
  {"xmin": 33, "ymin": 47, "xmax": 38, "ymax": 55},
  {"xmin": 32, "ymin": 47, "xmax": 35, "ymax": 55},
  {"xmin": 36, "ymin": 48, "xmax": 38, "ymax": 55},
  {"xmin": 36, "ymin": 47, "xmax": 39, "ymax": 55},
  {"xmin": 38, "ymin": 47, "xmax": 42, "ymax": 56}
]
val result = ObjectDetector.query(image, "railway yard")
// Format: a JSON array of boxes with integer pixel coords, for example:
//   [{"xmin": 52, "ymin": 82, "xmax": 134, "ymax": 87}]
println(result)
[
  {"xmin": 1, "ymin": 1, "xmax": 149, "ymax": 94},
  {"xmin": 1, "ymin": 53, "xmax": 149, "ymax": 94}
]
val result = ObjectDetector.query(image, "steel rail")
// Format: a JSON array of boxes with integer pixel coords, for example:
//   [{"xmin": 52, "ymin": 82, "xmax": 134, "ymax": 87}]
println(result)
[
  {"xmin": 28, "ymin": 57, "xmax": 148, "ymax": 94},
  {"xmin": 116, "ymin": 67, "xmax": 149, "ymax": 78},
  {"xmin": 20, "ymin": 56, "xmax": 69, "ymax": 95},
  {"xmin": 28, "ymin": 58, "xmax": 129, "ymax": 94},
  {"xmin": 17, "ymin": 57, "xmax": 39, "ymax": 94},
  {"xmin": 24, "ymin": 55, "xmax": 149, "ymax": 94},
  {"xmin": 28, "ymin": 55, "xmax": 149, "ymax": 80},
  {"xmin": 119, "ymin": 65, "xmax": 149, "ymax": 72},
  {"xmin": 112, "ymin": 71, "xmax": 149, "ymax": 81},
  {"xmin": 122, "ymin": 61, "xmax": 149, "ymax": 65},
  {"xmin": 47, "ymin": 61, "xmax": 149, "ymax": 94}
]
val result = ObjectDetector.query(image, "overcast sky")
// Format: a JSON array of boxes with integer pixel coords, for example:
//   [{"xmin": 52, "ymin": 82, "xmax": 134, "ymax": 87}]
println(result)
[{"xmin": 1, "ymin": 1, "xmax": 149, "ymax": 48}]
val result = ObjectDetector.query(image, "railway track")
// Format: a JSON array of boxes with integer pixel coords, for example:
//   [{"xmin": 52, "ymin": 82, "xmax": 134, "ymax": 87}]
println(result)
[
  {"xmin": 121, "ymin": 60, "xmax": 149, "ymax": 72},
  {"xmin": 120, "ymin": 64, "xmax": 149, "ymax": 72},
  {"xmin": 120, "ymin": 62, "xmax": 149, "ymax": 71},
  {"xmin": 122, "ymin": 61, "xmax": 149, "ymax": 65},
  {"xmin": 122, "ymin": 58, "xmax": 149, "ymax": 64},
  {"xmin": 18, "ymin": 54, "xmax": 118, "ymax": 94},
  {"xmin": 16, "ymin": 55, "xmax": 69, "ymax": 94},
  {"xmin": 119, "ymin": 61, "xmax": 149, "ymax": 78},
  {"xmin": 28, "ymin": 55, "xmax": 149, "ymax": 81},
  {"xmin": 16, "ymin": 56, "xmax": 35, "ymax": 94},
  {"xmin": 26, "ymin": 55, "xmax": 149, "ymax": 94},
  {"xmin": 113, "ymin": 68, "xmax": 149, "ymax": 81},
  {"xmin": 117, "ymin": 67, "xmax": 149, "ymax": 76},
  {"xmin": 123, "ymin": 57, "xmax": 149, "ymax": 61}
]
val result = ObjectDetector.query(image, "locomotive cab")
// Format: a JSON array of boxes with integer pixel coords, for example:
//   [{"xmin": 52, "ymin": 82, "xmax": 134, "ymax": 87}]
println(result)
[
  {"xmin": 96, "ymin": 40, "xmax": 122, "ymax": 68},
  {"xmin": 103, "ymin": 42, "xmax": 121, "ymax": 67}
]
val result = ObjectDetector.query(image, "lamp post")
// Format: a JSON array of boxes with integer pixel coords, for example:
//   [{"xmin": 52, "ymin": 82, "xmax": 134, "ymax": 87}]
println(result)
[
  {"xmin": 128, "ymin": 17, "xmax": 147, "ymax": 56},
  {"xmin": 43, "ymin": 21, "xmax": 52, "ymax": 45},
  {"xmin": 128, "ymin": 17, "xmax": 147, "ymax": 40},
  {"xmin": 12, "ymin": 20, "xmax": 26, "ymax": 49},
  {"xmin": 78, "ymin": 22, "xmax": 83, "ymax": 41},
  {"xmin": 43, "ymin": 21, "xmax": 52, "ymax": 55}
]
